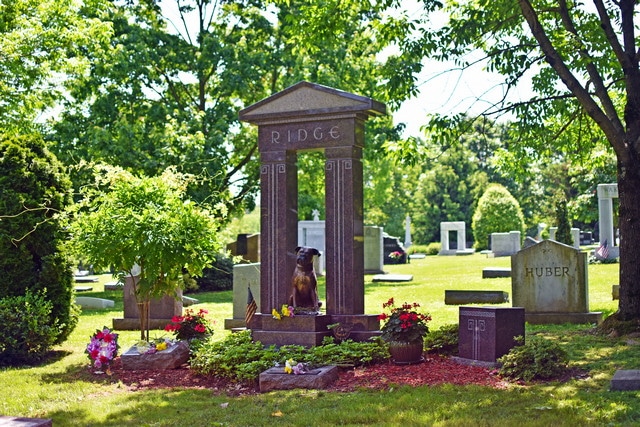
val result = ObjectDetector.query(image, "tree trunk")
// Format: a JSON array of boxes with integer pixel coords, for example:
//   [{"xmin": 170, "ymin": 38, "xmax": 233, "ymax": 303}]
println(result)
[
  {"xmin": 616, "ymin": 163, "xmax": 640, "ymax": 320},
  {"xmin": 137, "ymin": 300, "xmax": 150, "ymax": 341}
]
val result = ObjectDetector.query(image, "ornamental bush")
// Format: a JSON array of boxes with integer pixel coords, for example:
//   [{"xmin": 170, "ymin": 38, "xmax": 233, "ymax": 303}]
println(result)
[
  {"xmin": 0, "ymin": 134, "xmax": 79, "ymax": 353},
  {"xmin": 0, "ymin": 290, "xmax": 60, "ymax": 365},
  {"xmin": 472, "ymin": 184, "xmax": 525, "ymax": 250},
  {"xmin": 498, "ymin": 335, "xmax": 569, "ymax": 382}
]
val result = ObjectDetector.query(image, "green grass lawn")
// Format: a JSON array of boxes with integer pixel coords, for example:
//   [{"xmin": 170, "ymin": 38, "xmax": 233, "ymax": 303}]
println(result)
[{"xmin": 1, "ymin": 253, "xmax": 638, "ymax": 427}]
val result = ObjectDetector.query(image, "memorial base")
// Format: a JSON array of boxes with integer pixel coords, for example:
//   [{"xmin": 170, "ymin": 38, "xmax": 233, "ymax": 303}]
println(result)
[
  {"xmin": 451, "ymin": 356, "xmax": 501, "ymax": 369},
  {"xmin": 524, "ymin": 312, "xmax": 602, "ymax": 325},
  {"xmin": 259, "ymin": 365, "xmax": 338, "ymax": 392},
  {"xmin": 249, "ymin": 313, "xmax": 380, "ymax": 347}
]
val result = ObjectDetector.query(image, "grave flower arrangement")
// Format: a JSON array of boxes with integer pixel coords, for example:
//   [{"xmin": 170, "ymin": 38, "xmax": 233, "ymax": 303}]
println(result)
[
  {"xmin": 86, "ymin": 326, "xmax": 119, "ymax": 372},
  {"xmin": 164, "ymin": 308, "xmax": 213, "ymax": 341},
  {"xmin": 271, "ymin": 304, "xmax": 295, "ymax": 320},
  {"xmin": 134, "ymin": 337, "xmax": 177, "ymax": 354},
  {"xmin": 378, "ymin": 297, "xmax": 431, "ymax": 344},
  {"xmin": 283, "ymin": 358, "xmax": 310, "ymax": 375},
  {"xmin": 389, "ymin": 251, "xmax": 403, "ymax": 260}
]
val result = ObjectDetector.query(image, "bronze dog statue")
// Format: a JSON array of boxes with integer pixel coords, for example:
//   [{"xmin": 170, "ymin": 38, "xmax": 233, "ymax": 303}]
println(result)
[{"xmin": 289, "ymin": 246, "xmax": 321, "ymax": 312}]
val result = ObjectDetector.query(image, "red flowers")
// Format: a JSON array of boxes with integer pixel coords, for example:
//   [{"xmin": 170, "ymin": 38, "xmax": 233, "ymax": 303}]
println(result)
[
  {"xmin": 378, "ymin": 297, "xmax": 431, "ymax": 344},
  {"xmin": 164, "ymin": 308, "xmax": 213, "ymax": 341}
]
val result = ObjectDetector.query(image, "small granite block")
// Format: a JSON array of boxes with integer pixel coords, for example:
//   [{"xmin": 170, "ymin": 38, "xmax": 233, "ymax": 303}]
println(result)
[
  {"xmin": 74, "ymin": 286, "xmax": 93, "ymax": 292},
  {"xmin": 611, "ymin": 370, "xmax": 640, "ymax": 391},
  {"xmin": 0, "ymin": 416, "xmax": 52, "ymax": 427},
  {"xmin": 75, "ymin": 297, "xmax": 115, "ymax": 309},
  {"xmin": 372, "ymin": 274, "xmax": 413, "ymax": 282},
  {"xmin": 121, "ymin": 341, "xmax": 189, "ymax": 370},
  {"xmin": 259, "ymin": 365, "xmax": 338, "ymax": 392},
  {"xmin": 104, "ymin": 281, "xmax": 123, "ymax": 291},
  {"xmin": 482, "ymin": 267, "xmax": 511, "ymax": 278},
  {"xmin": 612, "ymin": 285, "xmax": 620, "ymax": 300},
  {"xmin": 445, "ymin": 290, "xmax": 509, "ymax": 305}
]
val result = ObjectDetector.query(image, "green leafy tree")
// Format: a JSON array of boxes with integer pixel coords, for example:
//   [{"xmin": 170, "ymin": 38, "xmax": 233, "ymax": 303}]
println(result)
[
  {"xmin": 49, "ymin": 0, "xmax": 407, "ymax": 220},
  {"xmin": 0, "ymin": 0, "xmax": 111, "ymax": 133},
  {"xmin": 0, "ymin": 133, "xmax": 79, "ymax": 352},
  {"xmin": 554, "ymin": 197, "xmax": 573, "ymax": 246},
  {"xmin": 472, "ymin": 184, "xmax": 525, "ymax": 250},
  {"xmin": 69, "ymin": 166, "xmax": 225, "ymax": 340},
  {"xmin": 385, "ymin": 1, "xmax": 640, "ymax": 321}
]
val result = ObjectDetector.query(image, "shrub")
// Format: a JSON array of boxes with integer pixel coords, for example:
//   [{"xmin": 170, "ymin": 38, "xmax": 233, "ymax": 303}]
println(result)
[
  {"xmin": 0, "ymin": 290, "xmax": 60, "ymax": 365},
  {"xmin": 425, "ymin": 242, "xmax": 441, "ymax": 255},
  {"xmin": 472, "ymin": 184, "xmax": 525, "ymax": 250},
  {"xmin": 498, "ymin": 335, "xmax": 569, "ymax": 382},
  {"xmin": 193, "ymin": 254, "xmax": 234, "ymax": 292},
  {"xmin": 406, "ymin": 244, "xmax": 429, "ymax": 254},
  {"xmin": 190, "ymin": 331, "xmax": 388, "ymax": 383},
  {"xmin": 0, "ymin": 133, "xmax": 78, "ymax": 347},
  {"xmin": 554, "ymin": 197, "xmax": 573, "ymax": 245},
  {"xmin": 424, "ymin": 323, "xmax": 459, "ymax": 355}
]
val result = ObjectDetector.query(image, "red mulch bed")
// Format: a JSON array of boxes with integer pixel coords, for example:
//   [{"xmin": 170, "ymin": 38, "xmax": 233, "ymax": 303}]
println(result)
[{"xmin": 103, "ymin": 354, "xmax": 511, "ymax": 396}]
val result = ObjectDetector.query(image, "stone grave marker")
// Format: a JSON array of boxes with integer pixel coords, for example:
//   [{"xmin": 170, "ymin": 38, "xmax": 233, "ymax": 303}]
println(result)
[
  {"xmin": 224, "ymin": 262, "xmax": 260, "ymax": 330},
  {"xmin": 454, "ymin": 306, "xmax": 525, "ymax": 366},
  {"xmin": 511, "ymin": 239, "xmax": 602, "ymax": 324},
  {"xmin": 491, "ymin": 231, "xmax": 521, "ymax": 257},
  {"xmin": 112, "ymin": 274, "xmax": 182, "ymax": 330}
]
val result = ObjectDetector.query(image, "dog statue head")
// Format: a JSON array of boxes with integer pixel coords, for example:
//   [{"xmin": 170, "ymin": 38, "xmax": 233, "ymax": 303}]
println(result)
[{"xmin": 295, "ymin": 246, "xmax": 320, "ymax": 270}]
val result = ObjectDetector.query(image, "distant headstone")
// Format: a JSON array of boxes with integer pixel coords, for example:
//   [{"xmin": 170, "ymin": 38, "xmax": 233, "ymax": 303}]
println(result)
[
  {"xmin": 224, "ymin": 263, "xmax": 260, "ymax": 330},
  {"xmin": 491, "ymin": 231, "xmax": 521, "ymax": 257},
  {"xmin": 455, "ymin": 306, "xmax": 525, "ymax": 366},
  {"xmin": 598, "ymin": 183, "xmax": 620, "ymax": 258},
  {"xmin": 112, "ymin": 274, "xmax": 182, "ymax": 330},
  {"xmin": 372, "ymin": 274, "xmax": 413, "ymax": 282},
  {"xmin": 227, "ymin": 233, "xmax": 260, "ymax": 263},
  {"xmin": 522, "ymin": 236, "xmax": 538, "ymax": 249},
  {"xmin": 383, "ymin": 234, "xmax": 407, "ymax": 264},
  {"xmin": 404, "ymin": 215, "xmax": 412, "ymax": 248},
  {"xmin": 511, "ymin": 240, "xmax": 602, "ymax": 324},
  {"xmin": 364, "ymin": 226, "xmax": 384, "ymax": 274}
]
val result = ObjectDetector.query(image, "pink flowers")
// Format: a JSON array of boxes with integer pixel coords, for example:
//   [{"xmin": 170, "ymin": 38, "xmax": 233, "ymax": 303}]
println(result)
[{"xmin": 86, "ymin": 327, "xmax": 119, "ymax": 371}]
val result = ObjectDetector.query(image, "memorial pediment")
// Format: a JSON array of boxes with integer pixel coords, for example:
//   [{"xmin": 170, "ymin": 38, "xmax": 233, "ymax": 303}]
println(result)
[{"xmin": 239, "ymin": 81, "xmax": 385, "ymax": 123}]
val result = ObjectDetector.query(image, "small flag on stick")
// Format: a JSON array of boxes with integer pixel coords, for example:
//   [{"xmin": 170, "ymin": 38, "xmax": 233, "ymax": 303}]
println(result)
[
  {"xmin": 245, "ymin": 287, "xmax": 257, "ymax": 327},
  {"xmin": 596, "ymin": 239, "xmax": 610, "ymax": 259}
]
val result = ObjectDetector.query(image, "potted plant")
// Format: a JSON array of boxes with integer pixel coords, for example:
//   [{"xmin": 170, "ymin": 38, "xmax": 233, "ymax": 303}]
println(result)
[
  {"xmin": 378, "ymin": 297, "xmax": 431, "ymax": 364},
  {"xmin": 69, "ymin": 165, "xmax": 224, "ymax": 341}
]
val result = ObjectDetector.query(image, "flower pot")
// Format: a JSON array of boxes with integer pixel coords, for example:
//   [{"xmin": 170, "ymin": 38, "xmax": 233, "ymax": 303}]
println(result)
[{"xmin": 388, "ymin": 340, "xmax": 424, "ymax": 365}]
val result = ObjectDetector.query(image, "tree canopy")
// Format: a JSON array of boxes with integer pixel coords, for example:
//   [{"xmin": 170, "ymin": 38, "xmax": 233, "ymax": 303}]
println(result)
[{"xmin": 387, "ymin": 0, "xmax": 640, "ymax": 320}]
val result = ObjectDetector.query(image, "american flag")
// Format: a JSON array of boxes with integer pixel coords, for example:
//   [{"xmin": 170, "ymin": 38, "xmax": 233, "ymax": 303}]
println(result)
[
  {"xmin": 245, "ymin": 287, "xmax": 257, "ymax": 328},
  {"xmin": 596, "ymin": 239, "xmax": 610, "ymax": 259}
]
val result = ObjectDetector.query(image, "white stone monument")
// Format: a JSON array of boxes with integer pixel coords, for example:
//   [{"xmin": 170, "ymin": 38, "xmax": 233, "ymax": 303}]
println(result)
[
  {"xmin": 491, "ymin": 231, "xmax": 521, "ymax": 257},
  {"xmin": 364, "ymin": 226, "xmax": 384, "ymax": 274},
  {"xmin": 597, "ymin": 183, "xmax": 620, "ymax": 258},
  {"xmin": 439, "ymin": 221, "xmax": 471, "ymax": 255},
  {"xmin": 224, "ymin": 262, "xmax": 261, "ymax": 329},
  {"xmin": 404, "ymin": 215, "xmax": 412, "ymax": 248}
]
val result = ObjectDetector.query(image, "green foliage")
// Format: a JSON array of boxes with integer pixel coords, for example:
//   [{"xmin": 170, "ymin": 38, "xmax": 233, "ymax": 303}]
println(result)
[
  {"xmin": 190, "ymin": 331, "xmax": 388, "ymax": 383},
  {"xmin": 406, "ymin": 244, "xmax": 429, "ymax": 254},
  {"xmin": 472, "ymin": 184, "xmax": 525, "ymax": 250},
  {"xmin": 0, "ymin": 290, "xmax": 60, "ymax": 365},
  {"xmin": 69, "ymin": 165, "xmax": 225, "ymax": 340},
  {"xmin": 498, "ymin": 335, "xmax": 570, "ymax": 382},
  {"xmin": 425, "ymin": 242, "xmax": 442, "ymax": 256},
  {"xmin": 554, "ymin": 197, "xmax": 573, "ymax": 246},
  {"xmin": 423, "ymin": 324, "xmax": 459, "ymax": 355},
  {"xmin": 0, "ymin": 133, "xmax": 78, "ymax": 346}
]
